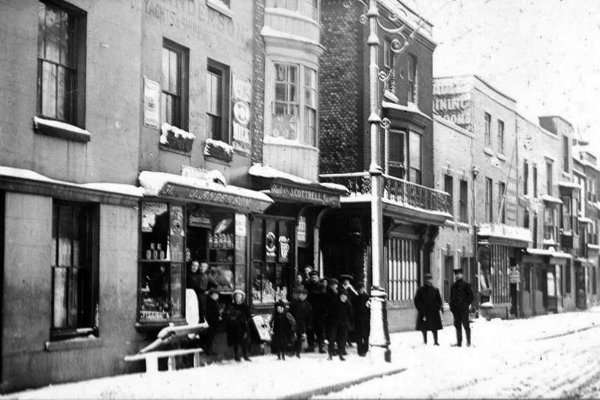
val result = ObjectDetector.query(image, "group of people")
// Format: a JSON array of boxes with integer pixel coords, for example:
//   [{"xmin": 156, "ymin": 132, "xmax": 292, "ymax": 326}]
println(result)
[
  {"xmin": 414, "ymin": 267, "xmax": 474, "ymax": 347},
  {"xmin": 188, "ymin": 260, "xmax": 475, "ymax": 363},
  {"xmin": 271, "ymin": 267, "xmax": 371, "ymax": 361}
]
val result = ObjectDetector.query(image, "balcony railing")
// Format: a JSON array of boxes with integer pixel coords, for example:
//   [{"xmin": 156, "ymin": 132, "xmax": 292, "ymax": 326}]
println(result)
[{"xmin": 319, "ymin": 172, "xmax": 452, "ymax": 214}]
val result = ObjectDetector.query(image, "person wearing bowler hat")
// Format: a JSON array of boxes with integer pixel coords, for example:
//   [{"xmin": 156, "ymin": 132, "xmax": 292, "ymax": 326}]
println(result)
[
  {"xmin": 450, "ymin": 267, "xmax": 474, "ymax": 347},
  {"xmin": 269, "ymin": 299, "xmax": 296, "ymax": 360},
  {"xmin": 225, "ymin": 289, "xmax": 252, "ymax": 361},
  {"xmin": 326, "ymin": 288, "xmax": 354, "ymax": 361},
  {"xmin": 414, "ymin": 273, "xmax": 443, "ymax": 346},
  {"xmin": 307, "ymin": 276, "xmax": 328, "ymax": 353}
]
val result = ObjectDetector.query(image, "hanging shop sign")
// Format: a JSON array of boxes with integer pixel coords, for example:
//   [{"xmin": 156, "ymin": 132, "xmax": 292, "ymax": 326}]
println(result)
[
  {"xmin": 270, "ymin": 183, "xmax": 340, "ymax": 207},
  {"xmin": 232, "ymin": 75, "xmax": 252, "ymax": 156},
  {"xmin": 143, "ymin": 76, "xmax": 160, "ymax": 129},
  {"xmin": 297, "ymin": 216, "xmax": 307, "ymax": 246},
  {"xmin": 188, "ymin": 209, "xmax": 211, "ymax": 228},
  {"xmin": 509, "ymin": 267, "xmax": 521, "ymax": 284},
  {"xmin": 279, "ymin": 235, "xmax": 290, "ymax": 263}
]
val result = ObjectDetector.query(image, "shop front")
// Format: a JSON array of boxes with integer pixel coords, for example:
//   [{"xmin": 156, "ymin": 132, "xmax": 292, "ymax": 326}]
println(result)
[
  {"xmin": 248, "ymin": 164, "xmax": 346, "ymax": 315},
  {"xmin": 136, "ymin": 171, "xmax": 273, "ymax": 330}
]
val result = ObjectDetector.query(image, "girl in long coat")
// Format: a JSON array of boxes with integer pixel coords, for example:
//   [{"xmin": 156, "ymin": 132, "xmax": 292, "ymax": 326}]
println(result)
[
  {"xmin": 414, "ymin": 273, "xmax": 443, "ymax": 345},
  {"xmin": 225, "ymin": 289, "xmax": 252, "ymax": 361},
  {"xmin": 270, "ymin": 300, "xmax": 296, "ymax": 360}
]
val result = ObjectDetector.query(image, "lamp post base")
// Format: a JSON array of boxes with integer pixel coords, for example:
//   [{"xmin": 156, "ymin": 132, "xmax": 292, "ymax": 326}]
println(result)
[{"xmin": 368, "ymin": 287, "xmax": 391, "ymax": 362}]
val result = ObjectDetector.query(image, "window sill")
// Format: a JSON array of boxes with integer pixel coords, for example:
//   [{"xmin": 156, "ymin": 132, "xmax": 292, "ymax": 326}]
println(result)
[
  {"xmin": 496, "ymin": 153, "xmax": 507, "ymax": 162},
  {"xmin": 457, "ymin": 222, "xmax": 471, "ymax": 230},
  {"xmin": 45, "ymin": 336, "xmax": 102, "ymax": 352},
  {"xmin": 207, "ymin": 0, "xmax": 233, "ymax": 19},
  {"xmin": 33, "ymin": 116, "xmax": 90, "ymax": 143},
  {"xmin": 483, "ymin": 147, "xmax": 494, "ymax": 156},
  {"xmin": 159, "ymin": 144, "xmax": 192, "ymax": 157}
]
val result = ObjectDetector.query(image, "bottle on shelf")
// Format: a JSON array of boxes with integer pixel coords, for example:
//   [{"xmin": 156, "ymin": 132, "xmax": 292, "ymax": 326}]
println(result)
[
  {"xmin": 157, "ymin": 243, "xmax": 165, "ymax": 260},
  {"xmin": 151, "ymin": 243, "xmax": 158, "ymax": 260},
  {"xmin": 149, "ymin": 243, "xmax": 155, "ymax": 260},
  {"xmin": 145, "ymin": 245, "xmax": 152, "ymax": 260}
]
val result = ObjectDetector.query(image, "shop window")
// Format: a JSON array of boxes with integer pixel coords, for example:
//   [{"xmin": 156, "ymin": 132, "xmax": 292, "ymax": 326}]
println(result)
[
  {"xmin": 37, "ymin": 0, "xmax": 86, "ymax": 127},
  {"xmin": 386, "ymin": 237, "xmax": 420, "ymax": 302},
  {"xmin": 252, "ymin": 217, "xmax": 294, "ymax": 305},
  {"xmin": 139, "ymin": 202, "xmax": 185, "ymax": 323},
  {"xmin": 50, "ymin": 201, "xmax": 99, "ymax": 340},
  {"xmin": 161, "ymin": 39, "xmax": 189, "ymax": 130},
  {"xmin": 207, "ymin": 59, "xmax": 230, "ymax": 143},
  {"xmin": 459, "ymin": 179, "xmax": 468, "ymax": 223}
]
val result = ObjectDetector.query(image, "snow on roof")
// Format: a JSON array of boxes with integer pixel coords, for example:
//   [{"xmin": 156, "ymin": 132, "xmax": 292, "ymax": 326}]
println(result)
[
  {"xmin": 138, "ymin": 171, "xmax": 273, "ymax": 203},
  {"xmin": 0, "ymin": 166, "xmax": 143, "ymax": 197},
  {"xmin": 33, "ymin": 116, "xmax": 91, "ymax": 138},
  {"xmin": 261, "ymin": 26, "xmax": 322, "ymax": 49},
  {"xmin": 319, "ymin": 182, "xmax": 349, "ymax": 193},
  {"xmin": 541, "ymin": 194, "xmax": 563, "ymax": 204},
  {"xmin": 383, "ymin": 199, "xmax": 453, "ymax": 218},
  {"xmin": 249, "ymin": 163, "xmax": 312, "ymax": 185},
  {"xmin": 526, "ymin": 248, "xmax": 572, "ymax": 259},
  {"xmin": 477, "ymin": 223, "xmax": 532, "ymax": 243},
  {"xmin": 578, "ymin": 216, "xmax": 594, "ymax": 224},
  {"xmin": 381, "ymin": 100, "xmax": 432, "ymax": 122}
]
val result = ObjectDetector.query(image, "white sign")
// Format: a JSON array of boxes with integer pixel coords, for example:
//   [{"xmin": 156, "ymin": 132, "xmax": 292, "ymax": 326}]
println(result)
[
  {"xmin": 143, "ymin": 76, "xmax": 160, "ymax": 128},
  {"xmin": 297, "ymin": 216, "xmax": 307, "ymax": 243},
  {"xmin": 233, "ymin": 75, "xmax": 252, "ymax": 103},
  {"xmin": 235, "ymin": 213, "xmax": 247, "ymax": 237},
  {"xmin": 509, "ymin": 268, "xmax": 521, "ymax": 284}
]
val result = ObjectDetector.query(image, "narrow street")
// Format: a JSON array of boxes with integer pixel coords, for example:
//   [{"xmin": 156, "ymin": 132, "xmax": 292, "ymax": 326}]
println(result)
[{"xmin": 7, "ymin": 308, "xmax": 600, "ymax": 399}]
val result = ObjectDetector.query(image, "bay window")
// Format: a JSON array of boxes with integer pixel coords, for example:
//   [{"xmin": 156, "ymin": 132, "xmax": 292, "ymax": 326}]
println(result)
[{"xmin": 387, "ymin": 130, "xmax": 421, "ymax": 184}]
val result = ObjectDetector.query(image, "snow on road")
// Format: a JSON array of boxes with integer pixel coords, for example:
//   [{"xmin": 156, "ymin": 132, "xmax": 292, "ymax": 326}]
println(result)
[
  {"xmin": 316, "ymin": 307, "xmax": 600, "ymax": 399},
  {"xmin": 6, "ymin": 308, "xmax": 600, "ymax": 399}
]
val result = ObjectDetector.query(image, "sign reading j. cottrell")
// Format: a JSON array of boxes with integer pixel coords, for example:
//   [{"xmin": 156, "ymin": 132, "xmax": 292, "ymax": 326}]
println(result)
[{"xmin": 270, "ymin": 183, "xmax": 340, "ymax": 207}]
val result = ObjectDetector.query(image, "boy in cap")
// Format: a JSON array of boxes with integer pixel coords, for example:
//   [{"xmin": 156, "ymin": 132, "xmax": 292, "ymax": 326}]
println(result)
[
  {"xmin": 225, "ymin": 289, "xmax": 252, "ymax": 361},
  {"xmin": 290, "ymin": 286, "xmax": 312, "ymax": 358},
  {"xmin": 326, "ymin": 288, "xmax": 354, "ymax": 360},
  {"xmin": 450, "ymin": 267, "xmax": 474, "ymax": 347},
  {"xmin": 270, "ymin": 300, "xmax": 296, "ymax": 360}
]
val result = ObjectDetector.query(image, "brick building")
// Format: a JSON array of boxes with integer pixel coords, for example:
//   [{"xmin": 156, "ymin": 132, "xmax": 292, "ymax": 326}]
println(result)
[{"xmin": 319, "ymin": 0, "xmax": 451, "ymax": 331}]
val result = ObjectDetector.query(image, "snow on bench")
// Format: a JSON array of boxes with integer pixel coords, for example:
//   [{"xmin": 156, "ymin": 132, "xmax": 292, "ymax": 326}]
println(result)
[{"xmin": 124, "ymin": 347, "xmax": 204, "ymax": 373}]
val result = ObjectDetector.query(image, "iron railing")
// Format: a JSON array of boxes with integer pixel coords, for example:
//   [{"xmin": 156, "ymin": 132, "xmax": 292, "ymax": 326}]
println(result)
[{"xmin": 319, "ymin": 171, "xmax": 452, "ymax": 214}]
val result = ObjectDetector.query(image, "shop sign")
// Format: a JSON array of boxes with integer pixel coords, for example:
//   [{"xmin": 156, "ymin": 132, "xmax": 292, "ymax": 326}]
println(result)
[
  {"xmin": 279, "ymin": 235, "xmax": 290, "ymax": 263},
  {"xmin": 270, "ymin": 183, "xmax": 340, "ymax": 207},
  {"xmin": 139, "ymin": 310, "xmax": 168, "ymax": 321},
  {"xmin": 188, "ymin": 209, "xmax": 211, "ymax": 228},
  {"xmin": 159, "ymin": 183, "xmax": 270, "ymax": 213},
  {"xmin": 143, "ymin": 76, "xmax": 160, "ymax": 129},
  {"xmin": 266, "ymin": 231, "xmax": 277, "ymax": 262},
  {"xmin": 232, "ymin": 120, "xmax": 251, "ymax": 155},
  {"xmin": 235, "ymin": 213, "xmax": 247, "ymax": 237},
  {"xmin": 232, "ymin": 75, "xmax": 252, "ymax": 156},
  {"xmin": 509, "ymin": 268, "xmax": 521, "ymax": 284},
  {"xmin": 297, "ymin": 216, "xmax": 307, "ymax": 245}
]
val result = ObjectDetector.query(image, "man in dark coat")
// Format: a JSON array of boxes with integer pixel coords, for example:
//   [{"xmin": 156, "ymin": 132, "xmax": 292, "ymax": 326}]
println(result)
[
  {"xmin": 307, "ymin": 276, "xmax": 327, "ymax": 353},
  {"xmin": 270, "ymin": 300, "xmax": 296, "ymax": 360},
  {"xmin": 450, "ymin": 267, "xmax": 475, "ymax": 347},
  {"xmin": 340, "ymin": 274, "xmax": 358, "ymax": 347},
  {"xmin": 204, "ymin": 288, "xmax": 222, "ymax": 356},
  {"xmin": 352, "ymin": 284, "xmax": 370, "ymax": 356},
  {"xmin": 289, "ymin": 287, "xmax": 312, "ymax": 357},
  {"xmin": 414, "ymin": 273, "xmax": 443, "ymax": 346},
  {"xmin": 327, "ymin": 288, "xmax": 354, "ymax": 361},
  {"xmin": 225, "ymin": 289, "xmax": 252, "ymax": 361},
  {"xmin": 187, "ymin": 261, "xmax": 217, "ymax": 321}
]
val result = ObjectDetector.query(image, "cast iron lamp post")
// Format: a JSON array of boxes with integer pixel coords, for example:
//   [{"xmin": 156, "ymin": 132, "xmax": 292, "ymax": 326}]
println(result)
[{"xmin": 343, "ymin": 0, "xmax": 424, "ymax": 362}]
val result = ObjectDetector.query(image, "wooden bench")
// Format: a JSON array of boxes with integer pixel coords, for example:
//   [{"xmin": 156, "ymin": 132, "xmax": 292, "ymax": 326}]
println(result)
[{"xmin": 124, "ymin": 347, "xmax": 204, "ymax": 373}]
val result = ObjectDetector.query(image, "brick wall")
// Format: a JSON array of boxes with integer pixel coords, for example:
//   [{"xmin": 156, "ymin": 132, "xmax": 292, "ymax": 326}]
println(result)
[
  {"xmin": 319, "ymin": 0, "xmax": 365, "ymax": 174},
  {"xmin": 251, "ymin": 0, "xmax": 265, "ymax": 164}
]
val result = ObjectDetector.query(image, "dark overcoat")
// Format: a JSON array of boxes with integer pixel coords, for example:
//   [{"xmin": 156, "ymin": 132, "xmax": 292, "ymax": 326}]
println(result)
[
  {"xmin": 352, "ymin": 293, "xmax": 370, "ymax": 338},
  {"xmin": 414, "ymin": 284, "xmax": 443, "ymax": 331},
  {"xmin": 225, "ymin": 302, "xmax": 252, "ymax": 346},
  {"xmin": 449, "ymin": 279, "xmax": 474, "ymax": 315},
  {"xmin": 270, "ymin": 311, "xmax": 296, "ymax": 353},
  {"xmin": 289, "ymin": 299, "xmax": 312, "ymax": 335}
]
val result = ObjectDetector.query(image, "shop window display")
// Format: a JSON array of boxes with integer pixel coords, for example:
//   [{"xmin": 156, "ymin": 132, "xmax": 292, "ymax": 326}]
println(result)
[{"xmin": 252, "ymin": 217, "xmax": 294, "ymax": 304}]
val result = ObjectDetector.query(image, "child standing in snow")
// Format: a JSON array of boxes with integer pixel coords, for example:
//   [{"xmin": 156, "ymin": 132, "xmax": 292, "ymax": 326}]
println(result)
[{"xmin": 270, "ymin": 300, "xmax": 296, "ymax": 360}]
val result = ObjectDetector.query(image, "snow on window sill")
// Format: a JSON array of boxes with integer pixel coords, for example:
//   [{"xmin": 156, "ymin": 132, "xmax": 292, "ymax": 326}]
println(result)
[
  {"xmin": 204, "ymin": 138, "xmax": 234, "ymax": 163},
  {"xmin": 46, "ymin": 336, "xmax": 103, "ymax": 352},
  {"xmin": 483, "ymin": 147, "xmax": 494, "ymax": 156},
  {"xmin": 496, "ymin": 153, "xmax": 507, "ymax": 161},
  {"xmin": 33, "ymin": 116, "xmax": 90, "ymax": 143},
  {"xmin": 207, "ymin": 0, "xmax": 233, "ymax": 19}
]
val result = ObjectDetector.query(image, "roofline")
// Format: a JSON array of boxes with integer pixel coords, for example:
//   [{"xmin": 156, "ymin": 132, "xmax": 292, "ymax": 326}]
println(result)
[{"xmin": 433, "ymin": 74, "xmax": 517, "ymax": 103}]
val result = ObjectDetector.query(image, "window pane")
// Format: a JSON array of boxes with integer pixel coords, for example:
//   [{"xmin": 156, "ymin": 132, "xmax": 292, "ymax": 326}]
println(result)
[
  {"xmin": 276, "ymin": 64, "xmax": 287, "ymax": 81},
  {"xmin": 52, "ymin": 267, "xmax": 68, "ymax": 328},
  {"xmin": 44, "ymin": 6, "xmax": 61, "ymax": 63},
  {"xmin": 169, "ymin": 50, "xmax": 178, "ymax": 93},
  {"xmin": 141, "ymin": 263, "xmax": 171, "ymax": 319},
  {"xmin": 275, "ymin": 83, "xmax": 286, "ymax": 101},
  {"xmin": 409, "ymin": 132, "xmax": 421, "ymax": 168},
  {"xmin": 289, "ymin": 65, "xmax": 297, "ymax": 82},
  {"xmin": 38, "ymin": 3, "xmax": 46, "ymax": 57},
  {"xmin": 68, "ymin": 267, "xmax": 80, "ymax": 326},
  {"xmin": 58, "ymin": 205, "xmax": 73, "ymax": 267},
  {"xmin": 59, "ymin": 11, "xmax": 70, "ymax": 66},
  {"xmin": 56, "ymin": 66, "xmax": 66, "ymax": 121},
  {"xmin": 289, "ymin": 82, "xmax": 297, "ymax": 102},
  {"xmin": 41, "ymin": 61, "xmax": 57, "ymax": 118},
  {"xmin": 162, "ymin": 48, "xmax": 169, "ymax": 90},
  {"xmin": 170, "ymin": 263, "xmax": 183, "ymax": 319}
]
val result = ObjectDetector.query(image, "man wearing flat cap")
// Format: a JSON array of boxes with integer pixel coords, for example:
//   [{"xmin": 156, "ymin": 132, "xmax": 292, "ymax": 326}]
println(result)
[
  {"xmin": 414, "ymin": 273, "xmax": 443, "ymax": 345},
  {"xmin": 449, "ymin": 267, "xmax": 474, "ymax": 347}
]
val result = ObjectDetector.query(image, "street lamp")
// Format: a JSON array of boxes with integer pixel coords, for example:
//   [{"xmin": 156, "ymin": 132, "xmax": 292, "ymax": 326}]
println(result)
[{"xmin": 343, "ymin": 0, "xmax": 424, "ymax": 362}]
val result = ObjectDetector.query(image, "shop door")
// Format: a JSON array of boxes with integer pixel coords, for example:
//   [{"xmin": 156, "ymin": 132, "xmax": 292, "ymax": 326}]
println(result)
[{"xmin": 576, "ymin": 266, "xmax": 587, "ymax": 309}]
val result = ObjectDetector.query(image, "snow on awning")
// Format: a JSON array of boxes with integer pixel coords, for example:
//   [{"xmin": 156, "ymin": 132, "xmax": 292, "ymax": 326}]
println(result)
[
  {"xmin": 248, "ymin": 163, "xmax": 348, "ymax": 207},
  {"xmin": 558, "ymin": 181, "xmax": 581, "ymax": 190},
  {"xmin": 526, "ymin": 248, "xmax": 572, "ymax": 259},
  {"xmin": 477, "ymin": 223, "xmax": 532, "ymax": 245},
  {"xmin": 542, "ymin": 194, "xmax": 563, "ymax": 204},
  {"xmin": 578, "ymin": 216, "xmax": 594, "ymax": 225},
  {"xmin": 0, "ymin": 165, "xmax": 143, "ymax": 198},
  {"xmin": 138, "ymin": 171, "xmax": 273, "ymax": 214}
]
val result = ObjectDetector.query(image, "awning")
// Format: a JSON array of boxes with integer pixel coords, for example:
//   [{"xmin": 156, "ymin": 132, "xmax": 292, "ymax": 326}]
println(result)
[
  {"xmin": 249, "ymin": 164, "xmax": 347, "ymax": 207},
  {"xmin": 542, "ymin": 194, "xmax": 563, "ymax": 204},
  {"xmin": 525, "ymin": 248, "xmax": 572, "ymax": 266},
  {"xmin": 477, "ymin": 223, "xmax": 532, "ymax": 247},
  {"xmin": 139, "ymin": 171, "xmax": 273, "ymax": 214}
]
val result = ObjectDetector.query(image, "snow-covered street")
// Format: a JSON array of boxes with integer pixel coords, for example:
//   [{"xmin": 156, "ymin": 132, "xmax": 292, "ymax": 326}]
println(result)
[{"xmin": 6, "ymin": 308, "xmax": 600, "ymax": 399}]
